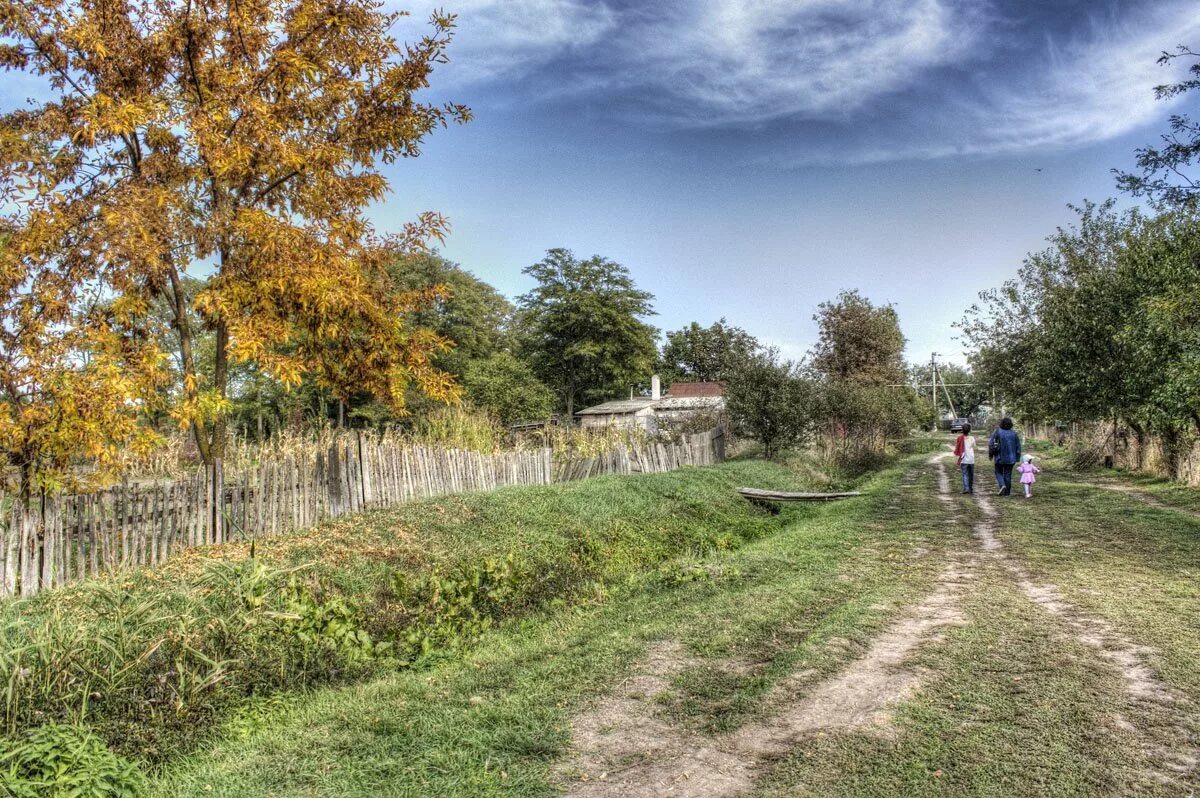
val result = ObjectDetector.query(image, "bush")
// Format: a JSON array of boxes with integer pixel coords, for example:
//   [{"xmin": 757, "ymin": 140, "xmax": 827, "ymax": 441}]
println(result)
[
  {"xmin": 725, "ymin": 352, "xmax": 816, "ymax": 458},
  {"xmin": 815, "ymin": 383, "xmax": 927, "ymax": 472},
  {"xmin": 1, "ymin": 723, "xmax": 146, "ymax": 797},
  {"xmin": 0, "ymin": 557, "xmax": 386, "ymax": 762},
  {"xmin": 462, "ymin": 353, "xmax": 556, "ymax": 425},
  {"xmin": 387, "ymin": 555, "xmax": 527, "ymax": 663}
]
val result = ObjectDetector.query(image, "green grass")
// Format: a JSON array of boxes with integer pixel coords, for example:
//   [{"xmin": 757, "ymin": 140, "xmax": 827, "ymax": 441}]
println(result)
[
  {"xmin": 12, "ymin": 440, "xmax": 1200, "ymax": 796},
  {"xmin": 990, "ymin": 473, "xmax": 1200, "ymax": 703},
  {"xmin": 0, "ymin": 459, "xmax": 815, "ymax": 774},
  {"xmin": 150, "ymin": 457, "xmax": 959, "ymax": 796},
  {"xmin": 151, "ymin": 452, "xmax": 1200, "ymax": 797},
  {"xmin": 1103, "ymin": 470, "xmax": 1200, "ymax": 514},
  {"xmin": 750, "ymin": 561, "xmax": 1146, "ymax": 797},
  {"xmin": 744, "ymin": 456, "xmax": 1200, "ymax": 797}
]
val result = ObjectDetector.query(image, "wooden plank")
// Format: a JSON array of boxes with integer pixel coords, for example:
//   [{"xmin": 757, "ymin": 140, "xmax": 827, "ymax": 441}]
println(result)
[{"xmin": 737, "ymin": 487, "xmax": 863, "ymax": 502}]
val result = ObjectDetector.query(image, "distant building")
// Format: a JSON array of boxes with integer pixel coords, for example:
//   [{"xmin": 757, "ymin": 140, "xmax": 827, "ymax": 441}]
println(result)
[
  {"xmin": 575, "ymin": 376, "xmax": 726, "ymax": 430},
  {"xmin": 576, "ymin": 397, "xmax": 659, "ymax": 430},
  {"xmin": 655, "ymin": 381, "xmax": 726, "ymax": 424}
]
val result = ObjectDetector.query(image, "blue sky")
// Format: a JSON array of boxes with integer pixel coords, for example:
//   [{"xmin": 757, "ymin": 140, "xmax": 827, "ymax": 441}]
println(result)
[
  {"xmin": 378, "ymin": 0, "xmax": 1200, "ymax": 366},
  {"xmin": 3, "ymin": 1, "xmax": 1194, "ymax": 367}
]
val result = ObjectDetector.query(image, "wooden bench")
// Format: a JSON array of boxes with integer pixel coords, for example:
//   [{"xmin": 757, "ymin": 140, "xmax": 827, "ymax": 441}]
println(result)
[{"xmin": 738, "ymin": 487, "xmax": 863, "ymax": 513}]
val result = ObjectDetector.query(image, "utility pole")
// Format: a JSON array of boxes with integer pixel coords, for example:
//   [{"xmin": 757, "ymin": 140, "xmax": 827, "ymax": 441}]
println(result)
[
  {"xmin": 934, "ymin": 361, "xmax": 958, "ymax": 418},
  {"xmin": 930, "ymin": 353, "xmax": 939, "ymax": 431}
]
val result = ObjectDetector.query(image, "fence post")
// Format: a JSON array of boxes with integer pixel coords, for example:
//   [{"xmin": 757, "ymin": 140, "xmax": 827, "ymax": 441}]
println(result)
[
  {"xmin": 357, "ymin": 431, "xmax": 371, "ymax": 507},
  {"xmin": 211, "ymin": 459, "xmax": 224, "ymax": 544},
  {"xmin": 0, "ymin": 493, "xmax": 11, "ymax": 597}
]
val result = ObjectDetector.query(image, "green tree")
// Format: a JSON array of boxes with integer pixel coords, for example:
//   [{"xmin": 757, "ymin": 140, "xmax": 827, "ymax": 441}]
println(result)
[
  {"xmin": 961, "ymin": 202, "xmax": 1200, "ymax": 446},
  {"xmin": 516, "ymin": 249, "xmax": 657, "ymax": 418},
  {"xmin": 658, "ymin": 319, "xmax": 759, "ymax": 386},
  {"xmin": 960, "ymin": 202, "xmax": 1144, "ymax": 423},
  {"xmin": 463, "ymin": 353, "xmax": 556, "ymax": 425},
  {"xmin": 810, "ymin": 290, "xmax": 906, "ymax": 386},
  {"xmin": 725, "ymin": 350, "xmax": 815, "ymax": 458},
  {"xmin": 389, "ymin": 253, "xmax": 514, "ymax": 378},
  {"xmin": 1115, "ymin": 46, "xmax": 1200, "ymax": 207},
  {"xmin": 907, "ymin": 363, "xmax": 989, "ymax": 418}
]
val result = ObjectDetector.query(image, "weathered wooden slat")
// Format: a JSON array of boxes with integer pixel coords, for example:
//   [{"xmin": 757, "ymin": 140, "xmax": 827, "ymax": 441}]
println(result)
[{"xmin": 737, "ymin": 488, "xmax": 863, "ymax": 502}]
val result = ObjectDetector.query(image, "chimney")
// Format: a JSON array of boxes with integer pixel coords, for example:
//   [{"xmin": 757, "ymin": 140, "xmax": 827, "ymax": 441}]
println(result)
[{"xmin": 651, "ymin": 374, "xmax": 661, "ymax": 401}]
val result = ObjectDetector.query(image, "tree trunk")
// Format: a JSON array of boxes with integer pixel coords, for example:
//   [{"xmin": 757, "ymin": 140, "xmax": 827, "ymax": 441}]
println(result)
[
  {"xmin": 17, "ymin": 460, "xmax": 32, "ymax": 504},
  {"xmin": 1129, "ymin": 420, "xmax": 1146, "ymax": 471},
  {"xmin": 209, "ymin": 318, "xmax": 229, "ymax": 463},
  {"xmin": 166, "ymin": 265, "xmax": 213, "ymax": 465}
]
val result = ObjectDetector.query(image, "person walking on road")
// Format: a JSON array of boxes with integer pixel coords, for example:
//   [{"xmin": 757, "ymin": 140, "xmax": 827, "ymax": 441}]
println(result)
[
  {"xmin": 953, "ymin": 423, "xmax": 976, "ymax": 494},
  {"xmin": 988, "ymin": 417, "xmax": 1022, "ymax": 496},
  {"xmin": 1017, "ymin": 454, "xmax": 1041, "ymax": 498}
]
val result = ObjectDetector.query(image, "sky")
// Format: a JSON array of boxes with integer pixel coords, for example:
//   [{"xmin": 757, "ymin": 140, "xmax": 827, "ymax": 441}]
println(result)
[
  {"xmin": 1, "ymin": 0, "xmax": 1195, "ymax": 368},
  {"xmin": 375, "ymin": 0, "xmax": 1200, "ymax": 366}
]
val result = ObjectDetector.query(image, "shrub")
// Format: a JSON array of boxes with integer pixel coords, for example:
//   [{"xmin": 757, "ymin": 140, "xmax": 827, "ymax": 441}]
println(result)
[
  {"xmin": 725, "ymin": 351, "xmax": 817, "ymax": 458},
  {"xmin": 387, "ymin": 555, "xmax": 527, "ymax": 663},
  {"xmin": 0, "ymin": 557, "xmax": 387, "ymax": 762},
  {"xmin": 1, "ymin": 723, "xmax": 146, "ymax": 797}
]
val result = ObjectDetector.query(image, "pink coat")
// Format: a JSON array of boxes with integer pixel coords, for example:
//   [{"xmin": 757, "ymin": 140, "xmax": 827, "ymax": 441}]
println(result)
[{"xmin": 1017, "ymin": 463, "xmax": 1040, "ymax": 484}]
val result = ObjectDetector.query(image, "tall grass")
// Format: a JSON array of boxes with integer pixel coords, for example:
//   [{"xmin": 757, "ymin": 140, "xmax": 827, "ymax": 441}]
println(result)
[
  {"xmin": 410, "ymin": 406, "xmax": 505, "ymax": 452},
  {"xmin": 0, "ymin": 459, "xmax": 802, "ymax": 772},
  {"xmin": 0, "ymin": 559, "xmax": 384, "ymax": 762}
]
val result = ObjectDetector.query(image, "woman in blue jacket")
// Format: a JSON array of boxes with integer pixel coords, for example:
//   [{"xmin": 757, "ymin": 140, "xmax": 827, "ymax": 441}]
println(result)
[{"xmin": 988, "ymin": 417, "xmax": 1022, "ymax": 496}]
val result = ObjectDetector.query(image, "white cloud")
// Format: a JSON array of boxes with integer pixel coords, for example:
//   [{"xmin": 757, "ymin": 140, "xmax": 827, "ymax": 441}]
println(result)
[
  {"xmin": 621, "ymin": 0, "xmax": 985, "ymax": 126},
  {"xmin": 396, "ymin": 0, "xmax": 1200, "ymax": 162},
  {"xmin": 394, "ymin": 0, "xmax": 616, "ymax": 85},
  {"xmin": 754, "ymin": 1, "xmax": 1200, "ymax": 164},
  {"xmin": 955, "ymin": 3, "xmax": 1200, "ymax": 155}
]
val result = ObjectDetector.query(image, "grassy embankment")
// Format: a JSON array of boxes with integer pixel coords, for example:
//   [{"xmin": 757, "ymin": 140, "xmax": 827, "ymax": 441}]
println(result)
[
  {"xmin": 150, "ymin": 445, "xmax": 965, "ymax": 796},
  {"xmin": 16, "ymin": 437, "xmax": 1197, "ymax": 797},
  {"xmin": 1, "ymin": 454, "xmax": 874, "ymax": 792}
]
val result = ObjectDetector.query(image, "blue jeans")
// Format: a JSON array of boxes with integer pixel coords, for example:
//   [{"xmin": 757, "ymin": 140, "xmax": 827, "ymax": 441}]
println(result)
[
  {"xmin": 995, "ymin": 462, "xmax": 1014, "ymax": 494},
  {"xmin": 960, "ymin": 464, "xmax": 975, "ymax": 493}
]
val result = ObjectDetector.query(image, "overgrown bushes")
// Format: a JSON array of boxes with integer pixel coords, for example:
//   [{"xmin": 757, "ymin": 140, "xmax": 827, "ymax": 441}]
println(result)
[
  {"xmin": 963, "ymin": 201, "xmax": 1200, "ymax": 482},
  {"xmin": 1, "ymin": 724, "xmax": 146, "ymax": 797},
  {"xmin": 0, "ymin": 559, "xmax": 385, "ymax": 762},
  {"xmin": 724, "ymin": 291, "xmax": 926, "ymax": 468}
]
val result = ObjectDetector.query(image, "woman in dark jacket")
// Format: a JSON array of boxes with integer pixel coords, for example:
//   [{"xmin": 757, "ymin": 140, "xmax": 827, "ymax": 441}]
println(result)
[{"xmin": 988, "ymin": 417, "xmax": 1022, "ymax": 496}]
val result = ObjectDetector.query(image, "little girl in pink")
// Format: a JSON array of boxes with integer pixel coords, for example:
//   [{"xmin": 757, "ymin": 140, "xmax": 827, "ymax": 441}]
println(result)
[{"xmin": 1017, "ymin": 455, "xmax": 1041, "ymax": 498}]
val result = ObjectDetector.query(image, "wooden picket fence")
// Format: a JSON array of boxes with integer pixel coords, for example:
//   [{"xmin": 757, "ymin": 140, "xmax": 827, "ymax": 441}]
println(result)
[{"xmin": 0, "ymin": 428, "xmax": 725, "ymax": 597}]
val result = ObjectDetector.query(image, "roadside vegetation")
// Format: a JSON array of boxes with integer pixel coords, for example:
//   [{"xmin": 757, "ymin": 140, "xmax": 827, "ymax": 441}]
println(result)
[
  {"xmin": 0, "ymin": 458, "xmax": 816, "ymax": 791},
  {"xmin": 963, "ymin": 48, "xmax": 1200, "ymax": 485},
  {"xmin": 150, "ymin": 452, "xmax": 953, "ymax": 796}
]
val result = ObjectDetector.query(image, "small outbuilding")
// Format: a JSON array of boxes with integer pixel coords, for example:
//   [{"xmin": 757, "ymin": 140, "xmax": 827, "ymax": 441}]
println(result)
[
  {"xmin": 575, "ymin": 377, "xmax": 726, "ymax": 430},
  {"xmin": 576, "ymin": 397, "xmax": 659, "ymax": 430}
]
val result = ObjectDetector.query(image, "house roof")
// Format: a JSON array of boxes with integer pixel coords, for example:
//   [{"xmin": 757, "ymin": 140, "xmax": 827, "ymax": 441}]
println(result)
[
  {"xmin": 654, "ymin": 396, "xmax": 725, "ymax": 411},
  {"xmin": 575, "ymin": 398, "xmax": 657, "ymax": 416},
  {"xmin": 665, "ymin": 381, "xmax": 725, "ymax": 398}
]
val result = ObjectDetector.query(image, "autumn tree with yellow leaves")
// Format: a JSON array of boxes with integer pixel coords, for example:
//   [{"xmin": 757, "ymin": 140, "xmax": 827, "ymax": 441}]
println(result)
[
  {"xmin": 0, "ymin": 229, "xmax": 167, "ymax": 498},
  {"xmin": 0, "ymin": 0, "xmax": 469, "ymax": 473}
]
